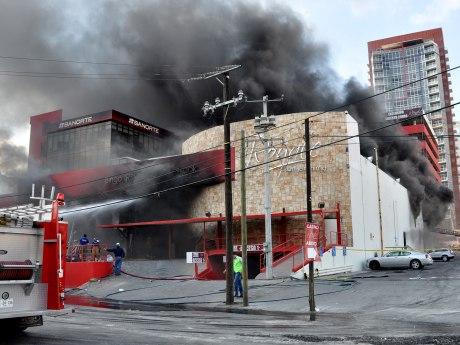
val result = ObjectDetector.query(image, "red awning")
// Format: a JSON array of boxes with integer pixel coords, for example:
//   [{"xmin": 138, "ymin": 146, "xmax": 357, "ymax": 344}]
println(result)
[{"xmin": 97, "ymin": 208, "xmax": 339, "ymax": 229}]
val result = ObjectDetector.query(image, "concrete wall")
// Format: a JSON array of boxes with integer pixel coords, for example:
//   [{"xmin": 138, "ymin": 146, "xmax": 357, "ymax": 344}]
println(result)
[{"xmin": 346, "ymin": 115, "xmax": 423, "ymax": 271}]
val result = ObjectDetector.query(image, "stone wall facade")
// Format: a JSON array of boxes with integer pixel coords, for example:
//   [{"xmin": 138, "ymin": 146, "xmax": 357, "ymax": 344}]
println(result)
[{"xmin": 183, "ymin": 112, "xmax": 353, "ymax": 245}]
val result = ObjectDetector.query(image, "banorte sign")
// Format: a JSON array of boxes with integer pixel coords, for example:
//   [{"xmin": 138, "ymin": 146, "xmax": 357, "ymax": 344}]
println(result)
[{"xmin": 305, "ymin": 222, "xmax": 320, "ymax": 260}]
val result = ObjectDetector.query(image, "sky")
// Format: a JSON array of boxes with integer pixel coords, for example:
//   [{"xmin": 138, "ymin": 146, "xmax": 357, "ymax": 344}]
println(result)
[
  {"xmin": 286, "ymin": 0, "xmax": 460, "ymax": 101},
  {"xmin": 0, "ymin": 0, "xmax": 459, "ymax": 172}
]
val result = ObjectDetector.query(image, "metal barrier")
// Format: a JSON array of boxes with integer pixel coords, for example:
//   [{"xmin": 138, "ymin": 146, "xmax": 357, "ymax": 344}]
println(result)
[
  {"xmin": 68, "ymin": 244, "xmax": 108, "ymax": 262},
  {"xmin": 260, "ymin": 233, "xmax": 305, "ymax": 272},
  {"xmin": 204, "ymin": 233, "xmax": 304, "ymax": 252}
]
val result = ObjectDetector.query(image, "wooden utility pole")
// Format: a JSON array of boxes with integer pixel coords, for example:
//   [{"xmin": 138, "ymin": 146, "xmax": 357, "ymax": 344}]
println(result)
[
  {"xmin": 305, "ymin": 118, "xmax": 316, "ymax": 315},
  {"xmin": 200, "ymin": 65, "xmax": 243, "ymax": 305},
  {"xmin": 222, "ymin": 73, "xmax": 234, "ymax": 305},
  {"xmin": 240, "ymin": 130, "xmax": 249, "ymax": 306}
]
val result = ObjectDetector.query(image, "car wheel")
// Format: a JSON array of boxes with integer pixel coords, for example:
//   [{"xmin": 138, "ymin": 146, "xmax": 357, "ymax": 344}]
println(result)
[
  {"xmin": 442, "ymin": 256, "xmax": 449, "ymax": 262},
  {"xmin": 410, "ymin": 259, "xmax": 422, "ymax": 269},
  {"xmin": 369, "ymin": 261, "xmax": 380, "ymax": 270}
]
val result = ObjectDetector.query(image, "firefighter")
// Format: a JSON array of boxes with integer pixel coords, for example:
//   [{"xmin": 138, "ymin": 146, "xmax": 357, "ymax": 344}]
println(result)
[
  {"xmin": 91, "ymin": 238, "xmax": 101, "ymax": 261},
  {"xmin": 79, "ymin": 234, "xmax": 89, "ymax": 245},
  {"xmin": 78, "ymin": 234, "xmax": 90, "ymax": 261},
  {"xmin": 107, "ymin": 243, "xmax": 125, "ymax": 276}
]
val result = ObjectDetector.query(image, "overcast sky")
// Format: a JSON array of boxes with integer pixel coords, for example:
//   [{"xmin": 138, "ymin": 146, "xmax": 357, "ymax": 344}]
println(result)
[
  {"xmin": 1, "ymin": 0, "xmax": 459, "ymax": 149},
  {"xmin": 287, "ymin": 0, "xmax": 460, "ymax": 103}
]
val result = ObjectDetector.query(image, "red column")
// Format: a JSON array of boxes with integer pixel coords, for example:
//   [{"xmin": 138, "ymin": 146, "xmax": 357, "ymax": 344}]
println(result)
[{"xmin": 41, "ymin": 194, "xmax": 67, "ymax": 310}]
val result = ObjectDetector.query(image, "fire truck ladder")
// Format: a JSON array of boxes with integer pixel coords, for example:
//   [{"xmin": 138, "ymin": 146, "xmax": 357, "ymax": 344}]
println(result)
[{"xmin": 0, "ymin": 185, "xmax": 56, "ymax": 293}]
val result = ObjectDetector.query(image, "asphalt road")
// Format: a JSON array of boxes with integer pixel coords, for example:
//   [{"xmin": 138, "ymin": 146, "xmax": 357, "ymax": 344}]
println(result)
[{"xmin": 3, "ymin": 259, "xmax": 460, "ymax": 345}]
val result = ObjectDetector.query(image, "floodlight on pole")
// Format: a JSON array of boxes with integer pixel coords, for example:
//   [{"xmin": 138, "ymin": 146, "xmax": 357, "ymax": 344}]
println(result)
[
  {"xmin": 202, "ymin": 90, "xmax": 246, "ymax": 116},
  {"xmin": 252, "ymin": 95, "xmax": 284, "ymax": 279}
]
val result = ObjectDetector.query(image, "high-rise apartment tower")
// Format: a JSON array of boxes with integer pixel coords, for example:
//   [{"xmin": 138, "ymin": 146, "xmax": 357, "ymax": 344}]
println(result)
[{"xmin": 368, "ymin": 28, "xmax": 458, "ymax": 229}]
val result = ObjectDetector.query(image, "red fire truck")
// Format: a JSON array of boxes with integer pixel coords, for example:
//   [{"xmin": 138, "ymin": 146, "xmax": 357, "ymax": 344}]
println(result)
[{"xmin": 0, "ymin": 188, "xmax": 67, "ymax": 331}]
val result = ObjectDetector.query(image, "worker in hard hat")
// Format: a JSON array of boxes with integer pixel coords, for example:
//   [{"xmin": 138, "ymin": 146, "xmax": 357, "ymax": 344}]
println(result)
[{"xmin": 107, "ymin": 243, "xmax": 126, "ymax": 276}]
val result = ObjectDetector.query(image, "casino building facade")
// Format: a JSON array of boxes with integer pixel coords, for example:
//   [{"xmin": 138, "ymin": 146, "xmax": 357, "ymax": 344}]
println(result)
[
  {"xmin": 15, "ymin": 109, "xmax": 434, "ymax": 277},
  {"xmin": 179, "ymin": 111, "xmax": 426, "ymax": 275}
]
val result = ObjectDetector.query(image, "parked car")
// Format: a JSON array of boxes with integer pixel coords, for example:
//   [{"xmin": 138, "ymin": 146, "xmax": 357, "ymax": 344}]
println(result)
[
  {"xmin": 366, "ymin": 250, "xmax": 433, "ymax": 270},
  {"xmin": 427, "ymin": 248, "xmax": 455, "ymax": 262}
]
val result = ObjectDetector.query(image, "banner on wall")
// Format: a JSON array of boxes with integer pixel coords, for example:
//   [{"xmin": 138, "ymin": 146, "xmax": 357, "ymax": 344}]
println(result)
[{"xmin": 305, "ymin": 222, "xmax": 321, "ymax": 261}]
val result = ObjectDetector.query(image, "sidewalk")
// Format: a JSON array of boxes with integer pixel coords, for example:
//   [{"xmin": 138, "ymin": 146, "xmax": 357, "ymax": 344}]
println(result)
[{"xmin": 66, "ymin": 259, "xmax": 370, "ymax": 314}]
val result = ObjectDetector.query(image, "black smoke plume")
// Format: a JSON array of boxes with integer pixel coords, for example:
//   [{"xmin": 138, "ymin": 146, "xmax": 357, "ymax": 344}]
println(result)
[
  {"xmin": 0, "ymin": 0, "xmax": 452, "ymax": 228},
  {"xmin": 343, "ymin": 79, "xmax": 453, "ymax": 228},
  {"xmin": 0, "ymin": 128, "xmax": 28, "ymax": 196}
]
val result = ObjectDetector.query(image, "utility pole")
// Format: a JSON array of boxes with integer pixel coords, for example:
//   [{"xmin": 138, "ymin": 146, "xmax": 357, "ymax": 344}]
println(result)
[
  {"xmin": 250, "ymin": 95, "xmax": 283, "ymax": 279},
  {"xmin": 240, "ymin": 130, "xmax": 248, "ymax": 307},
  {"xmin": 201, "ymin": 66, "xmax": 244, "ymax": 305},
  {"xmin": 375, "ymin": 147, "xmax": 384, "ymax": 256},
  {"xmin": 305, "ymin": 118, "xmax": 316, "ymax": 317},
  {"xmin": 222, "ymin": 72, "xmax": 233, "ymax": 305}
]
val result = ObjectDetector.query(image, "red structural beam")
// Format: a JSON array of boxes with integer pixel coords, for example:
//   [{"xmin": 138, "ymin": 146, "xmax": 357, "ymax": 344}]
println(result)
[{"xmin": 97, "ymin": 208, "xmax": 339, "ymax": 229}]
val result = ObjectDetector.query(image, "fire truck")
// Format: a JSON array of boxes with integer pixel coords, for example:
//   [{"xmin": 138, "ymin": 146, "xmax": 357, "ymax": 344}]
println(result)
[{"xmin": 0, "ymin": 187, "xmax": 67, "ymax": 331}]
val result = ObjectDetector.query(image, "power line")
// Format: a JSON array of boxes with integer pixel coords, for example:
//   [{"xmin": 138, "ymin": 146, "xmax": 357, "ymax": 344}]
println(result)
[
  {"xmin": 253, "ymin": 64, "xmax": 460, "ymax": 137},
  {"xmin": 2, "ymin": 103, "xmax": 456, "ymax": 203},
  {"xmin": 1, "ymin": 109, "xmax": 455, "ymax": 203},
  {"xmin": 60, "ymin": 102, "xmax": 458, "ymax": 215},
  {"xmin": 0, "ymin": 54, "xmax": 159, "ymax": 67},
  {"xmin": 0, "ymin": 71, "xmax": 187, "ymax": 81},
  {"xmin": 3, "ymin": 64, "xmax": 458, "ymax": 204}
]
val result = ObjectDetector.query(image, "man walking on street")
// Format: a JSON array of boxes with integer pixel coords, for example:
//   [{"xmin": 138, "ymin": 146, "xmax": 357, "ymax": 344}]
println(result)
[
  {"xmin": 233, "ymin": 252, "xmax": 243, "ymax": 297},
  {"xmin": 107, "ymin": 243, "xmax": 125, "ymax": 276}
]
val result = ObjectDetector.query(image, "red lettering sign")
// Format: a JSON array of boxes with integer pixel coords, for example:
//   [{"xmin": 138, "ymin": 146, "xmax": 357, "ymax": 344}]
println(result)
[
  {"xmin": 233, "ymin": 244, "xmax": 264, "ymax": 252},
  {"xmin": 305, "ymin": 222, "xmax": 320, "ymax": 246},
  {"xmin": 305, "ymin": 222, "xmax": 321, "ymax": 261}
]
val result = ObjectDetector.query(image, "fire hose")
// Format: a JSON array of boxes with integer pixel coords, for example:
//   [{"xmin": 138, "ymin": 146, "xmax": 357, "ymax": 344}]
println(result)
[
  {"xmin": 120, "ymin": 269, "xmax": 205, "ymax": 281},
  {"xmin": 0, "ymin": 260, "xmax": 35, "ymax": 280}
]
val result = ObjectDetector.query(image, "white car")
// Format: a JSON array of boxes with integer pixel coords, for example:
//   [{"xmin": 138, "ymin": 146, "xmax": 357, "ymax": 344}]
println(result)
[
  {"xmin": 427, "ymin": 248, "xmax": 455, "ymax": 262},
  {"xmin": 366, "ymin": 251, "xmax": 433, "ymax": 270}
]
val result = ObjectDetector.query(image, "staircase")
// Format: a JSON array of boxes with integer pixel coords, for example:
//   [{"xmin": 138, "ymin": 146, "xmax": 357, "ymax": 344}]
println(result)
[
  {"xmin": 260, "ymin": 234, "xmax": 304, "ymax": 273},
  {"xmin": 261, "ymin": 231, "xmax": 349, "ymax": 274},
  {"xmin": 196, "ymin": 231, "xmax": 349, "ymax": 279}
]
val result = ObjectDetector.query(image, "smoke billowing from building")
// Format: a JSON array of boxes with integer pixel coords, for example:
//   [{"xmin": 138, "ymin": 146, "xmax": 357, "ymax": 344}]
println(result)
[
  {"xmin": 343, "ymin": 80, "xmax": 453, "ymax": 228},
  {"xmin": 0, "ymin": 128, "xmax": 28, "ymax": 195},
  {"xmin": 0, "ymin": 0, "xmax": 452, "ymax": 227}
]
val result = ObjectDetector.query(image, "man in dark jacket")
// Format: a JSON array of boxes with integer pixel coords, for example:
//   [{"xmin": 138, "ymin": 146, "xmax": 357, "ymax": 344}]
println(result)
[
  {"xmin": 79, "ymin": 234, "xmax": 89, "ymax": 245},
  {"xmin": 107, "ymin": 243, "xmax": 126, "ymax": 276}
]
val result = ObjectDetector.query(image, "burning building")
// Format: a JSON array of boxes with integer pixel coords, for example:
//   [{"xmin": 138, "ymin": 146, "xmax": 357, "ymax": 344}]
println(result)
[
  {"xmin": 22, "ymin": 109, "xmax": 228, "ymax": 252},
  {"xmin": 2, "ymin": 104, "xmax": 450, "ymax": 278},
  {"xmin": 179, "ymin": 111, "xmax": 425, "ymax": 275}
]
